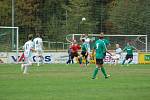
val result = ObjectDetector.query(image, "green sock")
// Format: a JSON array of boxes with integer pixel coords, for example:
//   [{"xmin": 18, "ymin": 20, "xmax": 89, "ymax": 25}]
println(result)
[
  {"xmin": 92, "ymin": 67, "xmax": 98, "ymax": 79},
  {"xmin": 122, "ymin": 59, "xmax": 126, "ymax": 65},
  {"xmin": 101, "ymin": 67, "xmax": 107, "ymax": 77},
  {"xmin": 78, "ymin": 57, "xmax": 82, "ymax": 64},
  {"xmin": 128, "ymin": 60, "xmax": 132, "ymax": 64}
]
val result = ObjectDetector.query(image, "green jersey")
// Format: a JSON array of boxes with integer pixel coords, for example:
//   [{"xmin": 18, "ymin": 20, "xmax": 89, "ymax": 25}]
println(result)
[
  {"xmin": 102, "ymin": 39, "xmax": 110, "ymax": 46},
  {"xmin": 123, "ymin": 46, "xmax": 134, "ymax": 55},
  {"xmin": 81, "ymin": 43, "xmax": 87, "ymax": 52},
  {"xmin": 94, "ymin": 39, "xmax": 106, "ymax": 59}
]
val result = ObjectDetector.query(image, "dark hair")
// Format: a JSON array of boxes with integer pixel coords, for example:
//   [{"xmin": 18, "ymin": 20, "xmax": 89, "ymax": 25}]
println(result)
[
  {"xmin": 28, "ymin": 34, "xmax": 33, "ymax": 40},
  {"xmin": 99, "ymin": 36, "xmax": 104, "ymax": 39},
  {"xmin": 82, "ymin": 39, "xmax": 85, "ymax": 42},
  {"xmin": 36, "ymin": 33, "xmax": 41, "ymax": 37}
]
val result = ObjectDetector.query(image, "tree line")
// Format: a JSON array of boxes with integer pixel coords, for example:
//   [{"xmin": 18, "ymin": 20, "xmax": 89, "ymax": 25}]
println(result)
[{"xmin": 0, "ymin": 0, "xmax": 149, "ymax": 42}]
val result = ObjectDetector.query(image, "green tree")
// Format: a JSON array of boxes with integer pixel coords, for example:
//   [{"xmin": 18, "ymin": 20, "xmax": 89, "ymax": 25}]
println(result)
[
  {"xmin": 0, "ymin": 0, "xmax": 11, "ymax": 26},
  {"xmin": 40, "ymin": 0, "xmax": 67, "ymax": 41},
  {"xmin": 66, "ymin": 0, "xmax": 99, "ymax": 34},
  {"xmin": 15, "ymin": 0, "xmax": 41, "ymax": 36},
  {"xmin": 108, "ymin": 0, "xmax": 150, "ymax": 35}
]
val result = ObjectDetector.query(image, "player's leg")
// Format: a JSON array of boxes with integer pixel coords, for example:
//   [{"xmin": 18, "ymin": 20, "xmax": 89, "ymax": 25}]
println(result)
[
  {"xmin": 36, "ymin": 51, "xmax": 40, "ymax": 66},
  {"xmin": 77, "ymin": 52, "xmax": 83, "ymax": 67},
  {"xmin": 71, "ymin": 55, "xmax": 74, "ymax": 64},
  {"xmin": 128, "ymin": 55, "xmax": 133, "ymax": 64},
  {"xmin": 92, "ymin": 59, "xmax": 109, "ymax": 79},
  {"xmin": 39, "ymin": 51, "xmax": 44, "ymax": 64},
  {"xmin": 21, "ymin": 63, "xmax": 25, "ymax": 71},
  {"xmin": 92, "ymin": 60, "xmax": 99, "ymax": 79},
  {"xmin": 115, "ymin": 58, "xmax": 119, "ymax": 65},
  {"xmin": 122, "ymin": 54, "xmax": 128, "ymax": 65},
  {"xmin": 23, "ymin": 57, "xmax": 32, "ymax": 74},
  {"xmin": 114, "ymin": 54, "xmax": 120, "ymax": 65},
  {"xmin": 87, "ymin": 48, "xmax": 90, "ymax": 64},
  {"xmin": 21, "ymin": 53, "xmax": 25, "ymax": 71},
  {"xmin": 85, "ymin": 43, "xmax": 90, "ymax": 62},
  {"xmin": 66, "ymin": 53, "xmax": 71, "ymax": 64},
  {"xmin": 71, "ymin": 53, "xmax": 75, "ymax": 64},
  {"xmin": 85, "ymin": 53, "xmax": 89, "ymax": 66},
  {"xmin": 99, "ymin": 59, "xmax": 109, "ymax": 78}
]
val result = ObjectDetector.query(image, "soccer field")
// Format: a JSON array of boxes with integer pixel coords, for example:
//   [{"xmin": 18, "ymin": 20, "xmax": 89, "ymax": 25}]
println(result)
[{"xmin": 0, "ymin": 64, "xmax": 150, "ymax": 100}]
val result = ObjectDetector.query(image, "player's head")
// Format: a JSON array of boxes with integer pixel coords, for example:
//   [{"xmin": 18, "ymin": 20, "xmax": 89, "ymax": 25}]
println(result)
[
  {"xmin": 99, "ymin": 32, "xmax": 104, "ymax": 39},
  {"xmin": 82, "ymin": 34, "xmax": 88, "ymax": 38},
  {"xmin": 127, "ymin": 42, "xmax": 130, "ymax": 46},
  {"xmin": 28, "ymin": 34, "xmax": 33, "ymax": 40},
  {"xmin": 116, "ymin": 44, "xmax": 120, "ymax": 48},
  {"xmin": 36, "ymin": 33, "xmax": 41, "ymax": 38},
  {"xmin": 72, "ymin": 39, "xmax": 76, "ymax": 44},
  {"xmin": 81, "ymin": 39, "xmax": 85, "ymax": 43}
]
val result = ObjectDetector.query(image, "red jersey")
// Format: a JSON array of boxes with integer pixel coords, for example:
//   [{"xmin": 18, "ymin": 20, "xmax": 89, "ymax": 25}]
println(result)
[{"xmin": 71, "ymin": 44, "xmax": 81, "ymax": 53}]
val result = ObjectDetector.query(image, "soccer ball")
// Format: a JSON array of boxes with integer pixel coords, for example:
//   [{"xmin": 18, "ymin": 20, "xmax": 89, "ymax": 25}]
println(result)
[{"xmin": 82, "ymin": 17, "xmax": 86, "ymax": 21}]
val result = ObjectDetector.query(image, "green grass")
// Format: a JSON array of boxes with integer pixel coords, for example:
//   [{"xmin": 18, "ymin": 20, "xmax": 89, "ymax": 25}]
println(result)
[{"xmin": 0, "ymin": 64, "xmax": 150, "ymax": 100}]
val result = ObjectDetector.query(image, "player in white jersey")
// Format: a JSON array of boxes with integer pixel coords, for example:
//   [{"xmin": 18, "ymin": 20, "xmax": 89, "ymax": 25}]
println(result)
[
  {"xmin": 33, "ymin": 33, "xmax": 43, "ymax": 66},
  {"xmin": 111, "ymin": 44, "xmax": 122, "ymax": 65},
  {"xmin": 21, "ymin": 34, "xmax": 35, "ymax": 74},
  {"xmin": 80, "ymin": 34, "xmax": 91, "ymax": 64}
]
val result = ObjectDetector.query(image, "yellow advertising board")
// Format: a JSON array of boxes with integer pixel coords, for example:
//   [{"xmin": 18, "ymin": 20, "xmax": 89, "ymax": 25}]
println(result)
[{"xmin": 138, "ymin": 52, "xmax": 150, "ymax": 64}]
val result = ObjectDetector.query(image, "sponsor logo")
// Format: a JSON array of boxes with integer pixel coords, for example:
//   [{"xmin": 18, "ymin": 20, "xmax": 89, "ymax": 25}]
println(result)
[
  {"xmin": 11, "ymin": 56, "xmax": 51, "ymax": 62},
  {"xmin": 144, "ymin": 55, "xmax": 150, "ymax": 61}
]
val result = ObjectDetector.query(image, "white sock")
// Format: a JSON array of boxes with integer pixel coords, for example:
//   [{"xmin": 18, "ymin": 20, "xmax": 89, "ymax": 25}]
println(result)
[
  {"xmin": 23, "ymin": 65, "xmax": 28, "ymax": 74},
  {"xmin": 21, "ymin": 64, "xmax": 24, "ymax": 71},
  {"xmin": 36, "ymin": 56, "xmax": 40, "ymax": 66}
]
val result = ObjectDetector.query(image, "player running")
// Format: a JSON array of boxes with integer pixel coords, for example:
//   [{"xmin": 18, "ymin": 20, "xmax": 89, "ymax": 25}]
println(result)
[
  {"xmin": 122, "ymin": 42, "xmax": 138, "ymax": 66},
  {"xmin": 92, "ymin": 36, "xmax": 110, "ymax": 79},
  {"xmin": 33, "ymin": 33, "xmax": 44, "ymax": 66},
  {"xmin": 21, "ymin": 34, "xmax": 35, "ymax": 74},
  {"xmin": 111, "ymin": 44, "xmax": 122, "ymax": 65},
  {"xmin": 79, "ymin": 39, "xmax": 88, "ymax": 67}
]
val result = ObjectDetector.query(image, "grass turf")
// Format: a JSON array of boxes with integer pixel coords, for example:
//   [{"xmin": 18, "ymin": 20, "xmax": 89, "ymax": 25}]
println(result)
[{"xmin": 0, "ymin": 64, "xmax": 150, "ymax": 100}]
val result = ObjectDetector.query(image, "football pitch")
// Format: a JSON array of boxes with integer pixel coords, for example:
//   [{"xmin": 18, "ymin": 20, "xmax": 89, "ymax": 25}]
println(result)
[{"xmin": 0, "ymin": 64, "xmax": 150, "ymax": 100}]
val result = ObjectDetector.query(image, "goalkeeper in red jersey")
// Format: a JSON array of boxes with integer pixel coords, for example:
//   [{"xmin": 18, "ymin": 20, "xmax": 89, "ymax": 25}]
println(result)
[{"xmin": 70, "ymin": 40, "xmax": 82, "ymax": 65}]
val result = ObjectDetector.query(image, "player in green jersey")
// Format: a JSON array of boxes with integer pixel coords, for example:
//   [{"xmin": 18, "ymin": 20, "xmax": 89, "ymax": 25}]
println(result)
[
  {"xmin": 92, "ymin": 37, "xmax": 110, "ymax": 79},
  {"xmin": 79, "ymin": 39, "xmax": 88, "ymax": 67},
  {"xmin": 99, "ymin": 32, "xmax": 110, "ymax": 58},
  {"xmin": 122, "ymin": 42, "xmax": 138, "ymax": 65}
]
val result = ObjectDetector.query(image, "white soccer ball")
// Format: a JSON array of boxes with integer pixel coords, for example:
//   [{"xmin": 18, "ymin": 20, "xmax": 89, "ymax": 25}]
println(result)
[{"xmin": 82, "ymin": 17, "xmax": 86, "ymax": 21}]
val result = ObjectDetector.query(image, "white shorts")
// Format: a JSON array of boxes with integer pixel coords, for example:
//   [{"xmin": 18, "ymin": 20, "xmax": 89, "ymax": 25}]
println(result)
[
  {"xmin": 112, "ymin": 54, "xmax": 121, "ymax": 59},
  {"xmin": 87, "ymin": 48, "xmax": 90, "ymax": 54},
  {"xmin": 24, "ymin": 56, "xmax": 32, "ymax": 64},
  {"xmin": 35, "ymin": 49, "xmax": 43, "ymax": 56}
]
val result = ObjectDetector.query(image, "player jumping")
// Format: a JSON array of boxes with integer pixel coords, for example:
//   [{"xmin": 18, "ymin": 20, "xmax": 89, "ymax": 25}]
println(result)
[
  {"xmin": 79, "ymin": 39, "xmax": 88, "ymax": 67},
  {"xmin": 80, "ymin": 34, "xmax": 91, "ymax": 64}
]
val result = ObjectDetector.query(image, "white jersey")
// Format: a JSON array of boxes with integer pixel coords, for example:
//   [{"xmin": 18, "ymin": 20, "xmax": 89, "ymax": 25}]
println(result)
[
  {"xmin": 115, "ymin": 48, "xmax": 122, "ymax": 54},
  {"xmin": 33, "ymin": 37, "xmax": 43, "ymax": 51},
  {"xmin": 113, "ymin": 48, "xmax": 122, "ymax": 59},
  {"xmin": 23, "ymin": 40, "xmax": 34, "ymax": 57}
]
